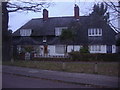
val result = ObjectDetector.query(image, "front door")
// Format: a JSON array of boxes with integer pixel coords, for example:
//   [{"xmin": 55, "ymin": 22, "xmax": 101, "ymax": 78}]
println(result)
[
  {"xmin": 44, "ymin": 45, "xmax": 48, "ymax": 56},
  {"xmin": 107, "ymin": 45, "xmax": 112, "ymax": 53}
]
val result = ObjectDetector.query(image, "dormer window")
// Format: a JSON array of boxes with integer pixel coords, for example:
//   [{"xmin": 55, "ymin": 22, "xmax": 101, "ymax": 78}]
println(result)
[
  {"xmin": 20, "ymin": 29, "xmax": 32, "ymax": 36},
  {"xmin": 43, "ymin": 36, "xmax": 47, "ymax": 43},
  {"xmin": 88, "ymin": 28, "xmax": 102, "ymax": 36},
  {"xmin": 55, "ymin": 27, "xmax": 68, "ymax": 36}
]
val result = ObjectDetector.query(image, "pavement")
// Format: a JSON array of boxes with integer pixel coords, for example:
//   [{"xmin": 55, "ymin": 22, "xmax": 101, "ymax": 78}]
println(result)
[{"xmin": 2, "ymin": 65, "xmax": 120, "ymax": 88}]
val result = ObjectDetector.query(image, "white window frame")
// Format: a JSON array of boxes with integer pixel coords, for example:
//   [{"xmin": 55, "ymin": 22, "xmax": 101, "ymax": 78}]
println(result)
[
  {"xmin": 89, "ymin": 45, "xmax": 101, "ymax": 52},
  {"xmin": 20, "ymin": 29, "xmax": 32, "ymax": 36},
  {"xmin": 88, "ymin": 28, "xmax": 102, "ymax": 36},
  {"xmin": 55, "ymin": 27, "xmax": 68, "ymax": 36}
]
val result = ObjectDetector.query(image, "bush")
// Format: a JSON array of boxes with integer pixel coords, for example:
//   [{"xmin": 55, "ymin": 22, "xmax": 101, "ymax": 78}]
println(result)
[
  {"xmin": 80, "ymin": 46, "xmax": 90, "ymax": 53},
  {"xmin": 68, "ymin": 52, "xmax": 120, "ymax": 62}
]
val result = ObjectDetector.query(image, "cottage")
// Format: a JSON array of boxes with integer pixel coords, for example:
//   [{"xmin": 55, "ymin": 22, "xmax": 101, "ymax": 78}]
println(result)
[{"xmin": 12, "ymin": 4, "xmax": 117, "ymax": 58}]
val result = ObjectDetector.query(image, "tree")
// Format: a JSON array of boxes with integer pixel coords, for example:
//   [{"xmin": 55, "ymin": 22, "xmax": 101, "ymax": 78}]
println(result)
[
  {"xmin": 60, "ymin": 29, "xmax": 75, "ymax": 55},
  {"xmin": 60, "ymin": 20, "xmax": 82, "ymax": 55},
  {"xmin": 103, "ymin": 0, "xmax": 120, "ymax": 32},
  {"xmin": 90, "ymin": 2, "xmax": 109, "ymax": 22},
  {"xmin": 2, "ymin": 1, "xmax": 51, "ymax": 61}
]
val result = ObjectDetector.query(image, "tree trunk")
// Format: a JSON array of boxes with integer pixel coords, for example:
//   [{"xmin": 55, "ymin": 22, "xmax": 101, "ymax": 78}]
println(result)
[{"xmin": 2, "ymin": 2, "xmax": 11, "ymax": 61}]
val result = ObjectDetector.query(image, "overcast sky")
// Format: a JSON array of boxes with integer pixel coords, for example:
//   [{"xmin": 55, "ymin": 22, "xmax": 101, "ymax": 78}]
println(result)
[{"xmin": 8, "ymin": 0, "xmax": 119, "ymax": 32}]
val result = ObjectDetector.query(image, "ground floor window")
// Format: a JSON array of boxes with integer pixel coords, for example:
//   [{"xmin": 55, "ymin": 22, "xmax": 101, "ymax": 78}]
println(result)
[
  {"xmin": 55, "ymin": 45, "xmax": 65, "ymax": 54},
  {"xmin": 89, "ymin": 45, "xmax": 101, "ymax": 51}
]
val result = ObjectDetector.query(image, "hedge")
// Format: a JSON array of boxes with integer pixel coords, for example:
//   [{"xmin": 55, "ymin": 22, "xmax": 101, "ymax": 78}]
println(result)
[
  {"xmin": 32, "ymin": 57, "xmax": 70, "ymax": 62},
  {"xmin": 68, "ymin": 51, "xmax": 120, "ymax": 62},
  {"xmin": 15, "ymin": 52, "xmax": 120, "ymax": 62}
]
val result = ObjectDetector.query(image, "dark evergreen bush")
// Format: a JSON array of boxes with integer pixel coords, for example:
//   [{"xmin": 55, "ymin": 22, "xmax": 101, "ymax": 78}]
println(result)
[{"xmin": 68, "ymin": 52, "xmax": 120, "ymax": 62}]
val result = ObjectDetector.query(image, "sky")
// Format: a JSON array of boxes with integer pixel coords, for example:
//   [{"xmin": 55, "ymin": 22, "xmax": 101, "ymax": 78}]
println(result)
[{"xmin": 8, "ymin": 0, "xmax": 119, "ymax": 32}]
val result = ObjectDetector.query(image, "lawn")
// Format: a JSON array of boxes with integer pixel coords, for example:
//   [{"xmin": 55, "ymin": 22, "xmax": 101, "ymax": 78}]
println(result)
[{"xmin": 2, "ymin": 60, "xmax": 119, "ymax": 77}]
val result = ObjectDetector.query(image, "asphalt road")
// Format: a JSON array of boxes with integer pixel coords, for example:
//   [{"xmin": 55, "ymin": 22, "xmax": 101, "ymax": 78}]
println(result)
[{"xmin": 2, "ymin": 73, "xmax": 91, "ymax": 88}]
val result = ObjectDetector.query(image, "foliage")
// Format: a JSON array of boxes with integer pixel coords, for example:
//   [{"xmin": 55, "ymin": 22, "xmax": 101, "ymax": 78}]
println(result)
[
  {"xmin": 2, "ymin": 1, "xmax": 52, "ymax": 61},
  {"xmin": 80, "ymin": 46, "xmax": 90, "ymax": 53},
  {"xmin": 7, "ymin": 1, "xmax": 52, "ymax": 12},
  {"xmin": 116, "ymin": 38, "xmax": 120, "ymax": 46},
  {"xmin": 91, "ymin": 2, "xmax": 109, "ymax": 22},
  {"xmin": 60, "ymin": 29, "xmax": 74, "ymax": 42},
  {"xmin": 103, "ymin": 1, "xmax": 120, "ymax": 32},
  {"xmin": 68, "ymin": 52, "xmax": 120, "ymax": 62},
  {"xmin": 22, "ymin": 46, "xmax": 34, "ymax": 53}
]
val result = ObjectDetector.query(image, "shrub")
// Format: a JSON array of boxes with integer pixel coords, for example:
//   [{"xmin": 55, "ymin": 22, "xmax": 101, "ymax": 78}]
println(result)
[
  {"xmin": 32, "ymin": 57, "xmax": 71, "ymax": 62},
  {"xmin": 80, "ymin": 46, "xmax": 90, "ymax": 53},
  {"xmin": 68, "ymin": 52, "xmax": 120, "ymax": 62}
]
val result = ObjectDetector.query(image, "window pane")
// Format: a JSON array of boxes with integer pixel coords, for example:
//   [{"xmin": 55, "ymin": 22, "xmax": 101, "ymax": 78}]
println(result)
[
  {"xmin": 91, "ymin": 29, "xmax": 94, "ymax": 35},
  {"xmin": 88, "ymin": 28, "xmax": 102, "ymax": 36},
  {"xmin": 97, "ymin": 28, "xmax": 99, "ymax": 35},
  {"xmin": 55, "ymin": 45, "xmax": 65, "ymax": 54},
  {"xmin": 93, "ymin": 45, "xmax": 94, "ymax": 51},
  {"xmin": 100, "ymin": 29, "xmax": 102, "ymax": 35},
  {"xmin": 94, "ymin": 29, "xmax": 96, "ymax": 35},
  {"xmin": 96, "ymin": 45, "xmax": 98, "ymax": 51},
  {"xmin": 95, "ymin": 29, "xmax": 97, "ymax": 35},
  {"xmin": 98, "ymin": 45, "xmax": 101, "ymax": 51},
  {"xmin": 20, "ymin": 29, "xmax": 32, "ymax": 36},
  {"xmin": 99, "ymin": 29, "xmax": 101, "ymax": 35}
]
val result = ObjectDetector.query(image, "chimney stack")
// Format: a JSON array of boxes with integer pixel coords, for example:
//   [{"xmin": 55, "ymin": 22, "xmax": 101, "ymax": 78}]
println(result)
[
  {"xmin": 74, "ymin": 4, "xmax": 80, "ymax": 19},
  {"xmin": 43, "ymin": 9, "xmax": 48, "ymax": 21}
]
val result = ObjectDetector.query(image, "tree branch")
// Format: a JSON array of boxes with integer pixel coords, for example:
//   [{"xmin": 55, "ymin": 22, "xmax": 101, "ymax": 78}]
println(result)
[{"xmin": 7, "ymin": 1, "xmax": 51, "ymax": 13}]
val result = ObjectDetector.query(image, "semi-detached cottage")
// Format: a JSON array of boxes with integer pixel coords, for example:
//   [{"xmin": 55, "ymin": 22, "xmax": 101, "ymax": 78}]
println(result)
[{"xmin": 12, "ymin": 4, "xmax": 117, "ymax": 58}]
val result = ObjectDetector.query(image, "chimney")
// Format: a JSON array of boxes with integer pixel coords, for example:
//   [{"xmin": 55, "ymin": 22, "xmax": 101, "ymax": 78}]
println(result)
[
  {"xmin": 74, "ymin": 4, "xmax": 80, "ymax": 19},
  {"xmin": 43, "ymin": 9, "xmax": 48, "ymax": 21}
]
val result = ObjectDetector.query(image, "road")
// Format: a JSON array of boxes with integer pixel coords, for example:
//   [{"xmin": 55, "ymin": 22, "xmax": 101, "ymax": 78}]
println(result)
[{"xmin": 2, "ymin": 73, "xmax": 90, "ymax": 88}]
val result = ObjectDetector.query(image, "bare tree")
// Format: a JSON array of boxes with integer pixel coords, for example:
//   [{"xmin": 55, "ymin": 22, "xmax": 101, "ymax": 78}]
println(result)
[
  {"xmin": 103, "ymin": 0, "xmax": 120, "ymax": 32},
  {"xmin": 2, "ymin": 1, "xmax": 52, "ymax": 61}
]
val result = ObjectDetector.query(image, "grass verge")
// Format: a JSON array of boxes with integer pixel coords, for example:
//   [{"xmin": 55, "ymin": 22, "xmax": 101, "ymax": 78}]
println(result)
[{"xmin": 2, "ymin": 60, "xmax": 119, "ymax": 77}]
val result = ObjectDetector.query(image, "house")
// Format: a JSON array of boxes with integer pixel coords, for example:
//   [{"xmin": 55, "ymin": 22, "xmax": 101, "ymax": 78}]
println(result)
[
  {"xmin": 12, "ymin": 4, "xmax": 117, "ymax": 58},
  {"xmin": 115, "ymin": 32, "xmax": 120, "ymax": 53}
]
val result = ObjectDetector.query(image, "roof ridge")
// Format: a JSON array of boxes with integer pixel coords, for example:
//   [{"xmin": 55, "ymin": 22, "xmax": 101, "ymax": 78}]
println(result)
[{"xmin": 32, "ymin": 16, "xmax": 89, "ymax": 20}]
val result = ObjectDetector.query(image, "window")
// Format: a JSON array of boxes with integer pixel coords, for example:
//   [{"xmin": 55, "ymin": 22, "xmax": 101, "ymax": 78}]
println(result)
[
  {"xmin": 89, "ymin": 45, "xmax": 101, "ymax": 51},
  {"xmin": 55, "ymin": 45, "xmax": 65, "ymax": 54},
  {"xmin": 55, "ymin": 27, "xmax": 68, "ymax": 36},
  {"xmin": 88, "ymin": 28, "xmax": 102, "ymax": 36},
  {"xmin": 20, "ymin": 29, "xmax": 32, "ymax": 36}
]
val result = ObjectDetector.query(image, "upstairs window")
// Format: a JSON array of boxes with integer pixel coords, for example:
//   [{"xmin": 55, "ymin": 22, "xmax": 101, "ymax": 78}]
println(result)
[
  {"xmin": 43, "ymin": 36, "xmax": 47, "ymax": 43},
  {"xmin": 55, "ymin": 27, "xmax": 68, "ymax": 36},
  {"xmin": 20, "ymin": 29, "xmax": 32, "ymax": 36},
  {"xmin": 88, "ymin": 28, "xmax": 102, "ymax": 36}
]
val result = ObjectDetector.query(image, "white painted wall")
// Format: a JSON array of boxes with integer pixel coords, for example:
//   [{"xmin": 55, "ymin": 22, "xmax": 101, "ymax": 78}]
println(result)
[
  {"xmin": 34, "ymin": 44, "xmax": 117, "ymax": 57},
  {"xmin": 101, "ymin": 45, "xmax": 107, "ymax": 53}
]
